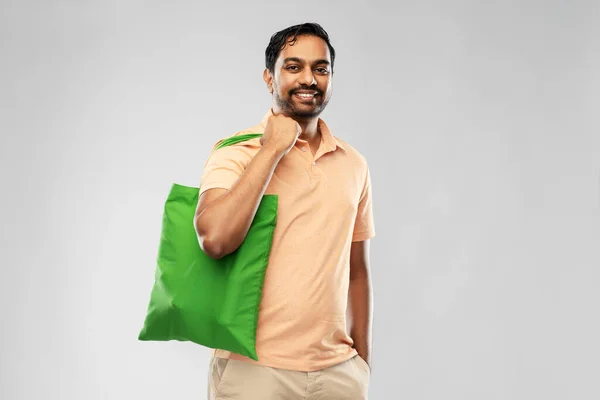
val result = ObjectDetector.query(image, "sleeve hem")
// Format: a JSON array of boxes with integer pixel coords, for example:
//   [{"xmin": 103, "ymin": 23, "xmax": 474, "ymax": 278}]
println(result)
[
  {"xmin": 199, "ymin": 181, "xmax": 233, "ymax": 196},
  {"xmin": 352, "ymin": 229, "xmax": 376, "ymax": 242}
]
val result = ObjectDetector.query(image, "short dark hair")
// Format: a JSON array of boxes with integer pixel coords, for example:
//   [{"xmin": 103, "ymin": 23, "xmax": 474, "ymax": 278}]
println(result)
[{"xmin": 265, "ymin": 22, "xmax": 336, "ymax": 74}]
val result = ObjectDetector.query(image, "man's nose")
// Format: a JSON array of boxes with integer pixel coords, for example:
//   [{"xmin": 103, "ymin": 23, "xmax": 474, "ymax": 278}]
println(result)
[{"xmin": 298, "ymin": 68, "xmax": 317, "ymax": 87}]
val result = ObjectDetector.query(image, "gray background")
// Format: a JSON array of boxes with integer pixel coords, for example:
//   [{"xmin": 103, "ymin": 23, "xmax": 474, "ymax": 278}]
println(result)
[{"xmin": 1, "ymin": 0, "xmax": 599, "ymax": 399}]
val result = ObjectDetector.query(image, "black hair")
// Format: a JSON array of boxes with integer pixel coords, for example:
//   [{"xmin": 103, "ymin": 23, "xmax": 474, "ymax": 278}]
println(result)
[{"xmin": 265, "ymin": 22, "xmax": 336, "ymax": 74}]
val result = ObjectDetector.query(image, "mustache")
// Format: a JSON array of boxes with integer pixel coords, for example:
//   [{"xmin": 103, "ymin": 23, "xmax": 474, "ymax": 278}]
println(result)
[{"xmin": 289, "ymin": 86, "xmax": 321, "ymax": 95}]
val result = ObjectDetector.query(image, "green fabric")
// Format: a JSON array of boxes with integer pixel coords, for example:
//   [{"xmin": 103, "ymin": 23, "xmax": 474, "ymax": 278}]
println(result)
[
  {"xmin": 138, "ymin": 133, "xmax": 276, "ymax": 361},
  {"xmin": 214, "ymin": 133, "xmax": 263, "ymax": 150}
]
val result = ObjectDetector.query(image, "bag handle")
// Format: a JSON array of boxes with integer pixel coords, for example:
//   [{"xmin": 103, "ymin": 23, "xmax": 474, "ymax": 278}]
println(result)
[
  {"xmin": 214, "ymin": 133, "xmax": 263, "ymax": 151},
  {"xmin": 199, "ymin": 133, "xmax": 264, "ymax": 192}
]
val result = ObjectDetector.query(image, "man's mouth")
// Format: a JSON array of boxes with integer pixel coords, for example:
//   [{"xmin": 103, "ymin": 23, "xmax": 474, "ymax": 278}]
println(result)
[{"xmin": 292, "ymin": 91, "xmax": 319, "ymax": 100}]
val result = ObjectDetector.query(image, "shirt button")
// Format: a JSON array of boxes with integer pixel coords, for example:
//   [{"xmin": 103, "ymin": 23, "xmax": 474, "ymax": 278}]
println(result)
[
  {"xmin": 301, "ymin": 147, "xmax": 307, "ymax": 152},
  {"xmin": 312, "ymin": 162, "xmax": 316, "ymax": 166}
]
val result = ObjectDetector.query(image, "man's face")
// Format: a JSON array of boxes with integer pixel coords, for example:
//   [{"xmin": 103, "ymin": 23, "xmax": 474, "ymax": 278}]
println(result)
[{"xmin": 267, "ymin": 35, "xmax": 333, "ymax": 120}]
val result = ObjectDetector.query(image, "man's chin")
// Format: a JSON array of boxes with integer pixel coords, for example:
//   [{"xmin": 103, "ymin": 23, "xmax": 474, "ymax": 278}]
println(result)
[
  {"xmin": 276, "ymin": 100, "xmax": 327, "ymax": 119},
  {"xmin": 290, "ymin": 105, "xmax": 325, "ymax": 119},
  {"xmin": 290, "ymin": 110, "xmax": 321, "ymax": 120}
]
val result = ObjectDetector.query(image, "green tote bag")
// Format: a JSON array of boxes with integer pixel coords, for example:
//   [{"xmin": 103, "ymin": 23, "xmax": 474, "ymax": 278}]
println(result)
[{"xmin": 138, "ymin": 133, "xmax": 276, "ymax": 361}]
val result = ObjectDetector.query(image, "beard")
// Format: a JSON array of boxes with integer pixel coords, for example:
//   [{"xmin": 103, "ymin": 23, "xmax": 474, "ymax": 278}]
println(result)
[{"xmin": 273, "ymin": 84, "xmax": 332, "ymax": 120}]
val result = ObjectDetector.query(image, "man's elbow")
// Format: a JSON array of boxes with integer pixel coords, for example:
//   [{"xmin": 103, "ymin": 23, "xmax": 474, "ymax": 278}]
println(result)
[
  {"xmin": 199, "ymin": 236, "xmax": 227, "ymax": 260},
  {"xmin": 194, "ymin": 216, "xmax": 226, "ymax": 259},
  {"xmin": 194, "ymin": 210, "xmax": 245, "ymax": 260}
]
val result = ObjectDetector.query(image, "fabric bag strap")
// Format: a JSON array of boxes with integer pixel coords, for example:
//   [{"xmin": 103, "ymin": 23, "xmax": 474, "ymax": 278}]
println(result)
[{"xmin": 214, "ymin": 133, "xmax": 263, "ymax": 151}]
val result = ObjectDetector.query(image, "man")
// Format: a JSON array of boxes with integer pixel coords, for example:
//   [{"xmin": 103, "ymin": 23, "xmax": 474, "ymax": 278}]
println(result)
[{"xmin": 194, "ymin": 22, "xmax": 375, "ymax": 399}]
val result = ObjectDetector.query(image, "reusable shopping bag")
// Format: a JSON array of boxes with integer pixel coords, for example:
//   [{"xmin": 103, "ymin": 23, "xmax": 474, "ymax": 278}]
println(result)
[{"xmin": 138, "ymin": 133, "xmax": 276, "ymax": 361}]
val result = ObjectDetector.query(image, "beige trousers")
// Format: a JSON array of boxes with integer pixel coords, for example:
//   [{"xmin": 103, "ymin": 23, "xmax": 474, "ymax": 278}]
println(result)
[{"xmin": 208, "ymin": 355, "xmax": 370, "ymax": 399}]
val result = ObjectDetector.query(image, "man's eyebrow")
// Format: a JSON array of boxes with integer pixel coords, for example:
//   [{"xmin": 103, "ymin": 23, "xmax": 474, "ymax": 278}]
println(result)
[{"xmin": 283, "ymin": 57, "xmax": 331, "ymax": 66}]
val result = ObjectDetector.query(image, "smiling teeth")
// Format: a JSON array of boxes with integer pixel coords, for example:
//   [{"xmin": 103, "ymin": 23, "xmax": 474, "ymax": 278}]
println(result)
[{"xmin": 296, "ymin": 93, "xmax": 315, "ymax": 97}]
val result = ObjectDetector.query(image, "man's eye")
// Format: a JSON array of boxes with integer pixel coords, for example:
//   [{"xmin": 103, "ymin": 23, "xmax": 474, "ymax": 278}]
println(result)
[
  {"xmin": 316, "ymin": 68, "xmax": 329, "ymax": 74},
  {"xmin": 286, "ymin": 65, "xmax": 299, "ymax": 71}
]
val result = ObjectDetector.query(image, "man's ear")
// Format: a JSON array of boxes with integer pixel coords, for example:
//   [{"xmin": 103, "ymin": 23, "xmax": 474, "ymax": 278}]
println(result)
[{"xmin": 263, "ymin": 68, "xmax": 274, "ymax": 94}]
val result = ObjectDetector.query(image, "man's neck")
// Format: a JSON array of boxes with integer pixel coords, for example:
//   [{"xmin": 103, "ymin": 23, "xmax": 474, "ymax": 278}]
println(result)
[{"xmin": 297, "ymin": 119, "xmax": 320, "ymax": 143}]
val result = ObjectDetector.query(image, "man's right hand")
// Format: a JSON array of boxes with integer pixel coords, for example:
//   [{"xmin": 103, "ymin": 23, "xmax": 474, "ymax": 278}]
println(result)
[{"xmin": 260, "ymin": 114, "xmax": 302, "ymax": 156}]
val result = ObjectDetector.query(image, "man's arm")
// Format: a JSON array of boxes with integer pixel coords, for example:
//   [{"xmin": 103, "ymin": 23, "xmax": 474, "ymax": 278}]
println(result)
[
  {"xmin": 194, "ymin": 145, "xmax": 283, "ymax": 259},
  {"xmin": 194, "ymin": 114, "xmax": 301, "ymax": 259},
  {"xmin": 348, "ymin": 239, "xmax": 373, "ymax": 369}
]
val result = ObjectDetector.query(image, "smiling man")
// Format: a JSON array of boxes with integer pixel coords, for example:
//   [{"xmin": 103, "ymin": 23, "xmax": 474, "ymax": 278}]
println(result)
[{"xmin": 195, "ymin": 22, "xmax": 375, "ymax": 399}]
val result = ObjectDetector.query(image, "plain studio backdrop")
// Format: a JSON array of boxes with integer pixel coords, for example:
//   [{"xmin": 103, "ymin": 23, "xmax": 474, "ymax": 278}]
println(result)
[{"xmin": 1, "ymin": 1, "xmax": 599, "ymax": 399}]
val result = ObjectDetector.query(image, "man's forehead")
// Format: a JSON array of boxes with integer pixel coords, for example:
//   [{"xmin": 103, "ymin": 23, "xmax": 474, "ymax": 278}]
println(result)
[{"xmin": 278, "ymin": 35, "xmax": 331, "ymax": 62}]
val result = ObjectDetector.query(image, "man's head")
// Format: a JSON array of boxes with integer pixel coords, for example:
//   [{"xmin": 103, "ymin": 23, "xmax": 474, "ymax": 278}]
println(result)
[{"xmin": 263, "ymin": 23, "xmax": 336, "ymax": 121}]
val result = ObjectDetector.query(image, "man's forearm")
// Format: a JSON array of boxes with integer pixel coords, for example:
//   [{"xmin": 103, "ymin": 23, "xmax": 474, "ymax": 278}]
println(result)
[
  {"xmin": 195, "ymin": 145, "xmax": 283, "ymax": 257},
  {"xmin": 349, "ymin": 275, "xmax": 373, "ymax": 367}
]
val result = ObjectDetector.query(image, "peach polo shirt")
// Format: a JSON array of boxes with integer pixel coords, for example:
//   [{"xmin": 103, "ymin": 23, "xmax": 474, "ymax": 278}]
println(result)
[{"xmin": 199, "ymin": 109, "xmax": 375, "ymax": 372}]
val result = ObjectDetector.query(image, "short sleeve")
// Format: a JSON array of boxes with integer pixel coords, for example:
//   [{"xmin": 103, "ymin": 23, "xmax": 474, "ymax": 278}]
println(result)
[
  {"xmin": 352, "ymin": 166, "xmax": 376, "ymax": 242},
  {"xmin": 199, "ymin": 144, "xmax": 253, "ymax": 196}
]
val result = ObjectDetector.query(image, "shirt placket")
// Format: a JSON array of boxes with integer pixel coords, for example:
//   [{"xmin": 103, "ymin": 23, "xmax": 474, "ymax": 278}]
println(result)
[
  {"xmin": 296, "ymin": 138, "xmax": 336, "ymax": 182},
  {"xmin": 295, "ymin": 139, "xmax": 319, "ymax": 183}
]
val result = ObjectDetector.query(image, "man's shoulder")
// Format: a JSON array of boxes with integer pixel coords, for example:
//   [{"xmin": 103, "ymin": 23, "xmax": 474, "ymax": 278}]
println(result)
[{"xmin": 210, "ymin": 122, "xmax": 265, "ymax": 152}]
